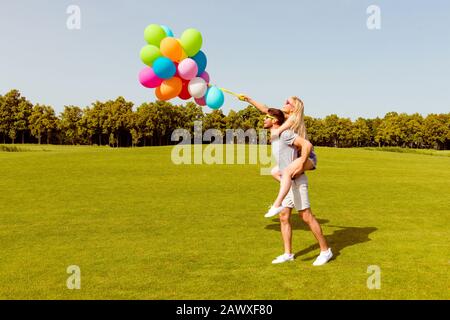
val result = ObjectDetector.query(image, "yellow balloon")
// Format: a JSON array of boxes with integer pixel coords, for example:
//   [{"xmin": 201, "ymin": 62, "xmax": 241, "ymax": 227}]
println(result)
[{"xmin": 160, "ymin": 38, "xmax": 182, "ymax": 62}]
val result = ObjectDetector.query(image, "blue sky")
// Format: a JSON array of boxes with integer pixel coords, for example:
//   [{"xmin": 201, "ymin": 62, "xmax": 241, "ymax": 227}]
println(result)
[{"xmin": 1, "ymin": 0, "xmax": 449, "ymax": 119}]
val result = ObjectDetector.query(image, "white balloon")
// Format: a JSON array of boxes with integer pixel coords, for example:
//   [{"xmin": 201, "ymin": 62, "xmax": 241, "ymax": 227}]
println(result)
[{"xmin": 188, "ymin": 77, "xmax": 207, "ymax": 98}]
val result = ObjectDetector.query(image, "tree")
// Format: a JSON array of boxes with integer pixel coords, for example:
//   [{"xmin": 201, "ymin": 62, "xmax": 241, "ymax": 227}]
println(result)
[
  {"xmin": 366, "ymin": 117, "xmax": 382, "ymax": 146},
  {"xmin": 60, "ymin": 106, "xmax": 83, "ymax": 145},
  {"xmin": 423, "ymin": 114, "xmax": 449, "ymax": 150},
  {"xmin": 402, "ymin": 113, "xmax": 424, "ymax": 148},
  {"xmin": 14, "ymin": 97, "xmax": 33, "ymax": 144},
  {"xmin": 203, "ymin": 109, "xmax": 226, "ymax": 133},
  {"xmin": 351, "ymin": 118, "xmax": 371, "ymax": 147},
  {"xmin": 29, "ymin": 105, "xmax": 46, "ymax": 144},
  {"xmin": 0, "ymin": 90, "xmax": 32, "ymax": 144},
  {"xmin": 375, "ymin": 112, "xmax": 403, "ymax": 147},
  {"xmin": 323, "ymin": 114, "xmax": 340, "ymax": 147},
  {"xmin": 42, "ymin": 106, "xmax": 58, "ymax": 144},
  {"xmin": 103, "ymin": 97, "xmax": 134, "ymax": 147},
  {"xmin": 0, "ymin": 93, "xmax": 8, "ymax": 143}
]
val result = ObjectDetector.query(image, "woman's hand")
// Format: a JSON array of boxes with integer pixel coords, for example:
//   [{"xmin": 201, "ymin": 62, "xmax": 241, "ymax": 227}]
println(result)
[
  {"xmin": 289, "ymin": 158, "xmax": 306, "ymax": 179},
  {"xmin": 239, "ymin": 94, "xmax": 250, "ymax": 102},
  {"xmin": 290, "ymin": 165, "xmax": 305, "ymax": 179}
]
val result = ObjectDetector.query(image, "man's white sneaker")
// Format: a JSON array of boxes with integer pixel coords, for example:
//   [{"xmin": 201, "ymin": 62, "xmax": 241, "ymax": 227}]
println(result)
[
  {"xmin": 312, "ymin": 248, "xmax": 333, "ymax": 266},
  {"xmin": 264, "ymin": 205, "xmax": 284, "ymax": 218},
  {"xmin": 272, "ymin": 253, "xmax": 294, "ymax": 264}
]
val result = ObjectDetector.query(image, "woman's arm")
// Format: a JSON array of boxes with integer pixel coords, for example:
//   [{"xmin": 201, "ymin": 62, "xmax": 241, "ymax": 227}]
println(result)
[
  {"xmin": 272, "ymin": 117, "xmax": 294, "ymax": 136},
  {"xmin": 239, "ymin": 95, "xmax": 269, "ymax": 114}
]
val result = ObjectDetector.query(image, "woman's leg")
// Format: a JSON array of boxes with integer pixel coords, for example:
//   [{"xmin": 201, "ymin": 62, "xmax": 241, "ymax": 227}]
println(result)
[
  {"xmin": 273, "ymin": 158, "xmax": 315, "ymax": 208},
  {"xmin": 271, "ymin": 166, "xmax": 281, "ymax": 182}
]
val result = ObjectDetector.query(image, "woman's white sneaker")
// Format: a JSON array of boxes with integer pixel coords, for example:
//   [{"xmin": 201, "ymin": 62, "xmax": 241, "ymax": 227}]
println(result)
[
  {"xmin": 272, "ymin": 253, "xmax": 294, "ymax": 264},
  {"xmin": 264, "ymin": 205, "xmax": 284, "ymax": 218},
  {"xmin": 312, "ymin": 248, "xmax": 333, "ymax": 266}
]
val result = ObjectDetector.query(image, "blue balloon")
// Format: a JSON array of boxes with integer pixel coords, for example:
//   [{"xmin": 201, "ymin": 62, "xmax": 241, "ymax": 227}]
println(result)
[
  {"xmin": 160, "ymin": 25, "xmax": 174, "ymax": 37},
  {"xmin": 192, "ymin": 51, "xmax": 207, "ymax": 76},
  {"xmin": 152, "ymin": 57, "xmax": 176, "ymax": 79},
  {"xmin": 205, "ymin": 86, "xmax": 224, "ymax": 109}
]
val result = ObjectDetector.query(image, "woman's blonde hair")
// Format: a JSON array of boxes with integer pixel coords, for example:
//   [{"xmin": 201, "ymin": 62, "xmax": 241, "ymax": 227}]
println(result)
[{"xmin": 289, "ymin": 96, "xmax": 307, "ymax": 139}]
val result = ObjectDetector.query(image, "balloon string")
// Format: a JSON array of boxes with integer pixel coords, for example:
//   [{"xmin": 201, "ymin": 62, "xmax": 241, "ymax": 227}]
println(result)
[{"xmin": 208, "ymin": 84, "xmax": 243, "ymax": 99}]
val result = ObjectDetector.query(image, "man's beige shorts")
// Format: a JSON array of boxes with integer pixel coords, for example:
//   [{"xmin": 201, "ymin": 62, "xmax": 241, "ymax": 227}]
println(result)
[{"xmin": 281, "ymin": 175, "xmax": 310, "ymax": 211}]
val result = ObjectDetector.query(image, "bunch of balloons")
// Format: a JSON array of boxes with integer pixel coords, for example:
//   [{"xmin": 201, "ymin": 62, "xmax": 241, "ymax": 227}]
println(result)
[{"xmin": 138, "ymin": 24, "xmax": 225, "ymax": 109}]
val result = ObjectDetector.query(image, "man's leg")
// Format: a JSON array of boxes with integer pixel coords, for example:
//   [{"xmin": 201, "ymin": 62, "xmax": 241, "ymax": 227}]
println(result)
[
  {"xmin": 271, "ymin": 196, "xmax": 295, "ymax": 264},
  {"xmin": 299, "ymin": 208, "xmax": 329, "ymax": 252},
  {"xmin": 279, "ymin": 207, "xmax": 292, "ymax": 254}
]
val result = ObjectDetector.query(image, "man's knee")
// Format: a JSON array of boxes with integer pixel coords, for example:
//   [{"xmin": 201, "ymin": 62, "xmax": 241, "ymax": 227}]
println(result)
[
  {"xmin": 299, "ymin": 208, "xmax": 313, "ymax": 224},
  {"xmin": 279, "ymin": 208, "xmax": 291, "ymax": 224}
]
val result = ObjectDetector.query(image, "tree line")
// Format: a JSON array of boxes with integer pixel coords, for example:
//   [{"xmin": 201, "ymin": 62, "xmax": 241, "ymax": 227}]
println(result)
[{"xmin": 1, "ymin": 89, "xmax": 449, "ymax": 149}]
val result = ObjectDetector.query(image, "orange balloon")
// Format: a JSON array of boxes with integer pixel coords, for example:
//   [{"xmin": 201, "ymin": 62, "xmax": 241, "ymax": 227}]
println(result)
[
  {"xmin": 155, "ymin": 86, "xmax": 169, "ymax": 101},
  {"xmin": 177, "ymin": 39, "xmax": 188, "ymax": 62},
  {"xmin": 159, "ymin": 77, "xmax": 183, "ymax": 99},
  {"xmin": 160, "ymin": 37, "xmax": 182, "ymax": 62}
]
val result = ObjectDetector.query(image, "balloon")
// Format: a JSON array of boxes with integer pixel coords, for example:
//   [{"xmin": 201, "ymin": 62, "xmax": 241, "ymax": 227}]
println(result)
[
  {"xmin": 144, "ymin": 24, "xmax": 167, "ymax": 47},
  {"xmin": 180, "ymin": 49, "xmax": 188, "ymax": 61},
  {"xmin": 174, "ymin": 62, "xmax": 179, "ymax": 77},
  {"xmin": 139, "ymin": 67, "xmax": 163, "ymax": 88},
  {"xmin": 180, "ymin": 28, "xmax": 203, "ymax": 57},
  {"xmin": 176, "ymin": 39, "xmax": 188, "ymax": 61},
  {"xmin": 192, "ymin": 51, "xmax": 207, "ymax": 76},
  {"xmin": 160, "ymin": 37, "xmax": 182, "ymax": 62},
  {"xmin": 205, "ymin": 86, "xmax": 224, "ymax": 109},
  {"xmin": 177, "ymin": 58, "xmax": 198, "ymax": 81},
  {"xmin": 152, "ymin": 57, "xmax": 176, "ymax": 79},
  {"xmin": 194, "ymin": 97, "xmax": 207, "ymax": 106},
  {"xmin": 160, "ymin": 25, "xmax": 174, "ymax": 37},
  {"xmin": 155, "ymin": 86, "xmax": 170, "ymax": 101},
  {"xmin": 178, "ymin": 80, "xmax": 192, "ymax": 100},
  {"xmin": 140, "ymin": 45, "xmax": 162, "ymax": 66},
  {"xmin": 199, "ymin": 71, "xmax": 210, "ymax": 83},
  {"xmin": 159, "ymin": 77, "xmax": 183, "ymax": 99},
  {"xmin": 188, "ymin": 77, "xmax": 207, "ymax": 98}
]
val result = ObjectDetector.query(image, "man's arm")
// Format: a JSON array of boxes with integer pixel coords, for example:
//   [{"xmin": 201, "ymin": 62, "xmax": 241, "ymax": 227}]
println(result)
[
  {"xmin": 290, "ymin": 136, "xmax": 313, "ymax": 178},
  {"xmin": 293, "ymin": 136, "xmax": 313, "ymax": 164}
]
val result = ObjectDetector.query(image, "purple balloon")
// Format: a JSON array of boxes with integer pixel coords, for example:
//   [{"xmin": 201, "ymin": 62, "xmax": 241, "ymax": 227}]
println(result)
[
  {"xmin": 139, "ymin": 67, "xmax": 163, "ymax": 88},
  {"xmin": 178, "ymin": 58, "xmax": 198, "ymax": 81},
  {"xmin": 199, "ymin": 71, "xmax": 210, "ymax": 84},
  {"xmin": 194, "ymin": 96, "xmax": 207, "ymax": 106}
]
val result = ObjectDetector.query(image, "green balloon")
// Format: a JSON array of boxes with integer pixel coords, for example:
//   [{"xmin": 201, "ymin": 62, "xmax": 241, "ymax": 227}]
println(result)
[
  {"xmin": 140, "ymin": 45, "xmax": 162, "ymax": 66},
  {"xmin": 180, "ymin": 28, "xmax": 203, "ymax": 57},
  {"xmin": 144, "ymin": 24, "xmax": 167, "ymax": 47}
]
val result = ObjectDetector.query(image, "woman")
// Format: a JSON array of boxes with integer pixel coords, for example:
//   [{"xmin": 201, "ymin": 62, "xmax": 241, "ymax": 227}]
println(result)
[{"xmin": 239, "ymin": 95, "xmax": 317, "ymax": 217}]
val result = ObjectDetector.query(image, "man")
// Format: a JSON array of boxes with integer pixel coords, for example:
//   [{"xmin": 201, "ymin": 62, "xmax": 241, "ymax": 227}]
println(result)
[{"xmin": 263, "ymin": 108, "xmax": 333, "ymax": 266}]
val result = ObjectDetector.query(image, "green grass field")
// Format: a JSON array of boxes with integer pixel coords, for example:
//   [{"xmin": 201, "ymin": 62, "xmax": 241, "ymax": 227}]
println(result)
[{"xmin": 0, "ymin": 145, "xmax": 449, "ymax": 299}]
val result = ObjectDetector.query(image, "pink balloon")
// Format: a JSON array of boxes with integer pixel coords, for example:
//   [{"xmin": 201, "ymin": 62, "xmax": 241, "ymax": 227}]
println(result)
[
  {"xmin": 139, "ymin": 67, "xmax": 163, "ymax": 88},
  {"xmin": 194, "ymin": 96, "xmax": 207, "ymax": 106},
  {"xmin": 177, "ymin": 58, "xmax": 198, "ymax": 81},
  {"xmin": 199, "ymin": 71, "xmax": 210, "ymax": 83}
]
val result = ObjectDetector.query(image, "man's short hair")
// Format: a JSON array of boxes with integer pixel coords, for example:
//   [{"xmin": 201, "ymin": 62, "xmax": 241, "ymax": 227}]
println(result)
[{"xmin": 268, "ymin": 108, "xmax": 285, "ymax": 125}]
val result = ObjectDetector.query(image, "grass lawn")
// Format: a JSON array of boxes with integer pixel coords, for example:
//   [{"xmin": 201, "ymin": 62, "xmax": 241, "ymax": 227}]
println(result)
[{"xmin": 0, "ymin": 145, "xmax": 449, "ymax": 299}]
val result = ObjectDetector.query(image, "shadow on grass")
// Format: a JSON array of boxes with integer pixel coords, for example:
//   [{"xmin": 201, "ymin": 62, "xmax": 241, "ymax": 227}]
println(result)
[{"xmin": 265, "ymin": 217, "xmax": 377, "ymax": 262}]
